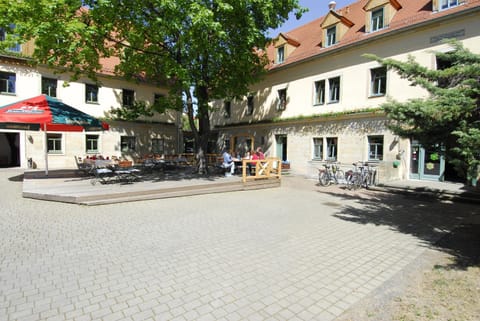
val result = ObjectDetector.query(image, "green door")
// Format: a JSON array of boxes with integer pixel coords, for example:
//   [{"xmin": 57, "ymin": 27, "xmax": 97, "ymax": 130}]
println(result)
[
  {"xmin": 276, "ymin": 135, "xmax": 287, "ymax": 161},
  {"xmin": 410, "ymin": 142, "xmax": 445, "ymax": 181}
]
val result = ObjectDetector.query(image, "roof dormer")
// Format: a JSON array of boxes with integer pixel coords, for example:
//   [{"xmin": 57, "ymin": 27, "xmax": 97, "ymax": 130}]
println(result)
[
  {"xmin": 432, "ymin": 0, "xmax": 465, "ymax": 12},
  {"xmin": 273, "ymin": 33, "xmax": 300, "ymax": 64},
  {"xmin": 363, "ymin": 0, "xmax": 402, "ymax": 33},
  {"xmin": 320, "ymin": 5, "xmax": 354, "ymax": 48}
]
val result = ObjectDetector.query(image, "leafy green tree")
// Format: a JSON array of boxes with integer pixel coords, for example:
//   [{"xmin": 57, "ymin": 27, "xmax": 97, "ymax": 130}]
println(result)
[
  {"xmin": 365, "ymin": 41, "xmax": 480, "ymax": 183},
  {"xmin": 0, "ymin": 0, "xmax": 304, "ymax": 172}
]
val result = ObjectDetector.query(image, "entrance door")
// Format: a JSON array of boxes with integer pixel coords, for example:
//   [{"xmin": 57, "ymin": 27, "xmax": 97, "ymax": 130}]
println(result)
[
  {"xmin": 410, "ymin": 141, "xmax": 445, "ymax": 181},
  {"xmin": 0, "ymin": 132, "xmax": 20, "ymax": 167},
  {"xmin": 276, "ymin": 135, "xmax": 287, "ymax": 161}
]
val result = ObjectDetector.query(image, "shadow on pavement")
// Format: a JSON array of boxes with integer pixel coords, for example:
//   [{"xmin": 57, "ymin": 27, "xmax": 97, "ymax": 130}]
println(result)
[{"xmin": 321, "ymin": 187, "xmax": 480, "ymax": 269}]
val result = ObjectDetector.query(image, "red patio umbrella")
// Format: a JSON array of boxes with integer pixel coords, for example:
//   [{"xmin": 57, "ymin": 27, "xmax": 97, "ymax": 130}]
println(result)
[
  {"xmin": 0, "ymin": 94, "xmax": 109, "ymax": 131},
  {"xmin": 0, "ymin": 95, "xmax": 109, "ymax": 175}
]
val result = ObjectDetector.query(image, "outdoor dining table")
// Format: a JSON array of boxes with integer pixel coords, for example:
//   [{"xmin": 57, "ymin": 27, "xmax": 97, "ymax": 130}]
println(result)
[{"xmin": 84, "ymin": 158, "xmax": 116, "ymax": 168}]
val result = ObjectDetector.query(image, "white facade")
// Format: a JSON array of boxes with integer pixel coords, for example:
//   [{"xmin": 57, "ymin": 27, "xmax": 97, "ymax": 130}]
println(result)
[
  {"xmin": 210, "ymin": 0, "xmax": 480, "ymax": 182},
  {"xmin": 0, "ymin": 60, "xmax": 180, "ymax": 170}
]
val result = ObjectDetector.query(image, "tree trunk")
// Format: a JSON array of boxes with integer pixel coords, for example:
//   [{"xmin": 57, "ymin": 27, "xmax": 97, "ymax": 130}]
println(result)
[{"xmin": 195, "ymin": 85, "xmax": 211, "ymax": 174}]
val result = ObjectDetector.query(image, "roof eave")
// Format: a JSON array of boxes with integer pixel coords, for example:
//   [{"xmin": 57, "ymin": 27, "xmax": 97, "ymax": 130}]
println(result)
[{"xmin": 269, "ymin": 5, "xmax": 480, "ymax": 73}]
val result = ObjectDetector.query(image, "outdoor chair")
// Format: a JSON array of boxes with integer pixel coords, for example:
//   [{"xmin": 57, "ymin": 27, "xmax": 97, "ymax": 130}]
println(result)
[{"xmin": 75, "ymin": 156, "xmax": 93, "ymax": 176}]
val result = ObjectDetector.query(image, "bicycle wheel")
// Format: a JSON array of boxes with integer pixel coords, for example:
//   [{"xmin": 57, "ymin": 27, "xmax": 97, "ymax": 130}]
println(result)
[
  {"xmin": 345, "ymin": 171, "xmax": 357, "ymax": 190},
  {"xmin": 352, "ymin": 172, "xmax": 362, "ymax": 190},
  {"xmin": 318, "ymin": 171, "xmax": 328, "ymax": 186},
  {"xmin": 369, "ymin": 169, "xmax": 378, "ymax": 186},
  {"xmin": 334, "ymin": 170, "xmax": 345, "ymax": 184}
]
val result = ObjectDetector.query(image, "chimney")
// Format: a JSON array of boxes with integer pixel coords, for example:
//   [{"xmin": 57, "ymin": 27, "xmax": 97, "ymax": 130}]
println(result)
[{"xmin": 328, "ymin": 1, "xmax": 336, "ymax": 11}]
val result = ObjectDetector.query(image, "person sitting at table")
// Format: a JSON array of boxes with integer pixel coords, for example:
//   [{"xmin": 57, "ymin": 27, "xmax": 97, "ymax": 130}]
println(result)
[
  {"xmin": 256, "ymin": 147, "xmax": 265, "ymax": 160},
  {"xmin": 248, "ymin": 149, "xmax": 258, "ymax": 175},
  {"xmin": 222, "ymin": 149, "xmax": 235, "ymax": 176}
]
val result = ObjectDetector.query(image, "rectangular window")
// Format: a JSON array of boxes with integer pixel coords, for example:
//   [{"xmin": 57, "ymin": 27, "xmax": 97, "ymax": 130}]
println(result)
[
  {"xmin": 326, "ymin": 137, "xmax": 337, "ymax": 161},
  {"xmin": 277, "ymin": 88, "xmax": 287, "ymax": 111},
  {"xmin": 370, "ymin": 67, "xmax": 387, "ymax": 96},
  {"xmin": 0, "ymin": 25, "xmax": 21, "ymax": 52},
  {"xmin": 326, "ymin": 26, "xmax": 337, "ymax": 47},
  {"xmin": 122, "ymin": 89, "xmax": 135, "ymax": 107},
  {"xmin": 371, "ymin": 8, "xmax": 384, "ymax": 32},
  {"xmin": 47, "ymin": 133, "xmax": 62, "ymax": 154},
  {"xmin": 154, "ymin": 93, "xmax": 164, "ymax": 105},
  {"xmin": 328, "ymin": 77, "xmax": 340, "ymax": 103},
  {"xmin": 313, "ymin": 138, "xmax": 323, "ymax": 160},
  {"xmin": 314, "ymin": 80, "xmax": 325, "ymax": 105},
  {"xmin": 223, "ymin": 100, "xmax": 231, "ymax": 118},
  {"xmin": 436, "ymin": 54, "xmax": 453, "ymax": 88},
  {"xmin": 151, "ymin": 138, "xmax": 164, "ymax": 154},
  {"xmin": 276, "ymin": 46, "xmax": 285, "ymax": 64},
  {"xmin": 0, "ymin": 71, "xmax": 15, "ymax": 94},
  {"xmin": 440, "ymin": 0, "xmax": 459, "ymax": 10},
  {"xmin": 41, "ymin": 77, "xmax": 57, "ymax": 97},
  {"xmin": 85, "ymin": 84, "xmax": 99, "ymax": 103},
  {"xmin": 86, "ymin": 135, "xmax": 99, "ymax": 153},
  {"xmin": 368, "ymin": 135, "xmax": 384, "ymax": 161},
  {"xmin": 120, "ymin": 136, "xmax": 136, "ymax": 152},
  {"xmin": 246, "ymin": 95, "xmax": 254, "ymax": 115}
]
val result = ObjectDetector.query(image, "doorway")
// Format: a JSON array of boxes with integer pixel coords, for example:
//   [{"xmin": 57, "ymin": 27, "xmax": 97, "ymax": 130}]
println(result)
[
  {"xmin": 410, "ymin": 141, "xmax": 445, "ymax": 181},
  {"xmin": 276, "ymin": 135, "xmax": 287, "ymax": 161},
  {"xmin": 0, "ymin": 132, "xmax": 20, "ymax": 167}
]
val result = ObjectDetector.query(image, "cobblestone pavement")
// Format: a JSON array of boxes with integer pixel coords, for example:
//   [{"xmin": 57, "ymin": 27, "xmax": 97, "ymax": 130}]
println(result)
[{"xmin": 1, "ymin": 169, "xmax": 478, "ymax": 321}]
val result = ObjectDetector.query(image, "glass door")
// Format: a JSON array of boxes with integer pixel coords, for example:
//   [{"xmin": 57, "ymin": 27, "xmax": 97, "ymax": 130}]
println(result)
[{"xmin": 410, "ymin": 141, "xmax": 445, "ymax": 181}]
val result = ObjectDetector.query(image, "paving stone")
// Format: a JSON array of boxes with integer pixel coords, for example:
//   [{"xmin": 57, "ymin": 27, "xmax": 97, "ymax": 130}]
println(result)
[{"xmin": 2, "ymin": 172, "xmax": 477, "ymax": 321}]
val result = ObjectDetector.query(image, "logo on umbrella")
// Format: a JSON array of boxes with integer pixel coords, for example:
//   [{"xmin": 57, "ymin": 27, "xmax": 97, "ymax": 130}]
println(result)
[{"xmin": 5, "ymin": 105, "xmax": 44, "ymax": 114}]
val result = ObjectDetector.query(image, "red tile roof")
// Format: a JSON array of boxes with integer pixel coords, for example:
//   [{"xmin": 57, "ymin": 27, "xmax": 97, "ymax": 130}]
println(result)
[{"xmin": 267, "ymin": 0, "xmax": 480, "ymax": 70}]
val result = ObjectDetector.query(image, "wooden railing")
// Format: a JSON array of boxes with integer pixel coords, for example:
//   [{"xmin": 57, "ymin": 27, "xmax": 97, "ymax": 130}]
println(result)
[{"xmin": 241, "ymin": 157, "xmax": 282, "ymax": 183}]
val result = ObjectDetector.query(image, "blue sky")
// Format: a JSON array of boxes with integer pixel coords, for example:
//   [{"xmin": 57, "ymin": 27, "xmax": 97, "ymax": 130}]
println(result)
[{"xmin": 268, "ymin": 0, "xmax": 358, "ymax": 36}]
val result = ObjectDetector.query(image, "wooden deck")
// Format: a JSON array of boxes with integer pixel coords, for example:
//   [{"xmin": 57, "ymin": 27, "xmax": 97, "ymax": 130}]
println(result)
[{"xmin": 22, "ymin": 169, "xmax": 281, "ymax": 205}]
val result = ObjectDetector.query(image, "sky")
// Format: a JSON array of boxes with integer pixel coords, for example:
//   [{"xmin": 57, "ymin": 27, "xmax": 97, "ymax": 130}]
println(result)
[{"xmin": 268, "ymin": 0, "xmax": 358, "ymax": 37}]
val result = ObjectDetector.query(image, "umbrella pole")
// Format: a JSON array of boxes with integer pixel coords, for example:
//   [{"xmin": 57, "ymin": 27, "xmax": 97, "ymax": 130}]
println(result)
[{"xmin": 44, "ymin": 123, "xmax": 48, "ymax": 176}]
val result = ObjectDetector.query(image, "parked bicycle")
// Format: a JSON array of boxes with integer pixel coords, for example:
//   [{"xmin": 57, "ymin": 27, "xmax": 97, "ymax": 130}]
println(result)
[
  {"xmin": 318, "ymin": 162, "xmax": 345, "ymax": 186},
  {"xmin": 345, "ymin": 161, "xmax": 378, "ymax": 190}
]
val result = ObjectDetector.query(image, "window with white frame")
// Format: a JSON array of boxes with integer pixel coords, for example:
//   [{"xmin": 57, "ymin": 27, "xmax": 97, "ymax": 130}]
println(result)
[
  {"xmin": 122, "ymin": 89, "xmax": 135, "ymax": 107},
  {"xmin": 370, "ymin": 67, "xmax": 387, "ymax": 96},
  {"xmin": 0, "ymin": 24, "xmax": 21, "ymax": 52},
  {"xmin": 151, "ymin": 138, "xmax": 164, "ymax": 154},
  {"xmin": 440, "ymin": 0, "xmax": 459, "ymax": 10},
  {"xmin": 223, "ymin": 100, "xmax": 231, "ymax": 118},
  {"xmin": 41, "ymin": 77, "xmax": 57, "ymax": 97},
  {"xmin": 277, "ymin": 88, "xmax": 287, "ymax": 111},
  {"xmin": 328, "ymin": 77, "xmax": 340, "ymax": 103},
  {"xmin": 47, "ymin": 133, "xmax": 63, "ymax": 154},
  {"xmin": 246, "ymin": 95, "xmax": 254, "ymax": 115},
  {"xmin": 85, "ymin": 84, "xmax": 99, "ymax": 103},
  {"xmin": 0, "ymin": 71, "xmax": 15, "ymax": 94},
  {"xmin": 368, "ymin": 135, "xmax": 384, "ymax": 161},
  {"xmin": 120, "ymin": 136, "xmax": 136, "ymax": 152},
  {"xmin": 313, "ymin": 138, "xmax": 323, "ymax": 160},
  {"xmin": 326, "ymin": 26, "xmax": 337, "ymax": 47},
  {"xmin": 371, "ymin": 8, "xmax": 384, "ymax": 32},
  {"xmin": 86, "ymin": 135, "xmax": 99, "ymax": 153},
  {"xmin": 276, "ymin": 45, "xmax": 285, "ymax": 64},
  {"xmin": 326, "ymin": 137, "xmax": 337, "ymax": 161},
  {"xmin": 314, "ymin": 80, "xmax": 325, "ymax": 105}
]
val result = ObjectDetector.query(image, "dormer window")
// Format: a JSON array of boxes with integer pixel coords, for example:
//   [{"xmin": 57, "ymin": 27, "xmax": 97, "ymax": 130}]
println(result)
[
  {"xmin": 276, "ymin": 45, "xmax": 285, "ymax": 64},
  {"xmin": 440, "ymin": 0, "xmax": 459, "ymax": 10},
  {"xmin": 272, "ymin": 33, "xmax": 300, "ymax": 64},
  {"xmin": 320, "ymin": 8, "xmax": 353, "ymax": 48},
  {"xmin": 371, "ymin": 8, "xmax": 384, "ymax": 32},
  {"xmin": 326, "ymin": 26, "xmax": 337, "ymax": 47},
  {"xmin": 363, "ymin": 1, "xmax": 401, "ymax": 33}
]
